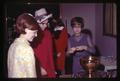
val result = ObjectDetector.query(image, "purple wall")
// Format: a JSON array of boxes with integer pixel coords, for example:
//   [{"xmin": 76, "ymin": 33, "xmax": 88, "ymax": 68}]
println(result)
[
  {"xmin": 60, "ymin": 3, "xmax": 116, "ymax": 57},
  {"xmin": 95, "ymin": 4, "xmax": 116, "ymax": 57}
]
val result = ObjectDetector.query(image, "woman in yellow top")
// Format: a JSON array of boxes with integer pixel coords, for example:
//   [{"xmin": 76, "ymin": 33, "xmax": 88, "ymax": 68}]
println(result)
[{"xmin": 7, "ymin": 13, "xmax": 42, "ymax": 78}]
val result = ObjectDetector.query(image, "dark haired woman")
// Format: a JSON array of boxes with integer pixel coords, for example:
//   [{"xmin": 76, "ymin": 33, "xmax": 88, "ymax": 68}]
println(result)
[
  {"xmin": 49, "ymin": 18, "xmax": 68, "ymax": 76},
  {"xmin": 67, "ymin": 17, "xmax": 95, "ymax": 74}
]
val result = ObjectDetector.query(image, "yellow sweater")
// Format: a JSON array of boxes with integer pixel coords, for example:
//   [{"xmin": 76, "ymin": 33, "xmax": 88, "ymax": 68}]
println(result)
[{"xmin": 7, "ymin": 35, "xmax": 36, "ymax": 78}]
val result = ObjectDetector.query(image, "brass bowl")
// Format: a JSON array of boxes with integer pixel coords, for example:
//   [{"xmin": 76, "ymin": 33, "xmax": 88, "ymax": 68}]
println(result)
[{"xmin": 80, "ymin": 56, "xmax": 100, "ymax": 72}]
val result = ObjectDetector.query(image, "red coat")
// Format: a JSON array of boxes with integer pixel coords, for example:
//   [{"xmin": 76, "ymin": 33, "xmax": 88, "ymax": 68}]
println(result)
[
  {"xmin": 54, "ymin": 27, "xmax": 68, "ymax": 71},
  {"xmin": 34, "ymin": 29, "xmax": 56, "ymax": 78}
]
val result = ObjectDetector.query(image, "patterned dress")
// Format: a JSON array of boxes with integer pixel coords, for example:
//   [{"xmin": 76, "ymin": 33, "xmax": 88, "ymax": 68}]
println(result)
[
  {"xmin": 7, "ymin": 35, "xmax": 36, "ymax": 78},
  {"xmin": 68, "ymin": 33, "xmax": 95, "ymax": 74}
]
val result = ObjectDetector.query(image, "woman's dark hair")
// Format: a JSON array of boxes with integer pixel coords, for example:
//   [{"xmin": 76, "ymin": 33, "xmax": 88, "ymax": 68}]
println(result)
[
  {"xmin": 56, "ymin": 18, "xmax": 65, "ymax": 27},
  {"xmin": 71, "ymin": 17, "xmax": 84, "ymax": 28},
  {"xmin": 49, "ymin": 18, "xmax": 65, "ymax": 39},
  {"xmin": 15, "ymin": 13, "xmax": 39, "ymax": 34},
  {"xmin": 81, "ymin": 29, "xmax": 92, "ymax": 39},
  {"xmin": 50, "ymin": 18, "xmax": 65, "ymax": 28}
]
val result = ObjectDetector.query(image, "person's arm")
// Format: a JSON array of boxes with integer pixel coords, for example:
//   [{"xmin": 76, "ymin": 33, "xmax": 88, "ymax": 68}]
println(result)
[
  {"xmin": 86, "ymin": 35, "xmax": 95, "ymax": 54},
  {"xmin": 20, "ymin": 47, "xmax": 36, "ymax": 78},
  {"xmin": 9, "ymin": 45, "xmax": 36, "ymax": 78},
  {"xmin": 66, "ymin": 39, "xmax": 76, "ymax": 56},
  {"xmin": 41, "ymin": 67, "xmax": 47, "ymax": 76},
  {"xmin": 60, "ymin": 27, "xmax": 68, "ymax": 51},
  {"xmin": 47, "ymin": 31, "xmax": 56, "ymax": 77},
  {"xmin": 56, "ymin": 27, "xmax": 68, "ymax": 57},
  {"xmin": 75, "ymin": 35, "xmax": 95, "ymax": 54}
]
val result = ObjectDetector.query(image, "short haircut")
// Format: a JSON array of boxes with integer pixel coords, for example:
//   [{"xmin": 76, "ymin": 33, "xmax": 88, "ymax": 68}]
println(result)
[
  {"xmin": 15, "ymin": 13, "xmax": 39, "ymax": 34},
  {"xmin": 71, "ymin": 17, "xmax": 84, "ymax": 28},
  {"xmin": 50, "ymin": 18, "xmax": 65, "ymax": 28},
  {"xmin": 55, "ymin": 18, "xmax": 65, "ymax": 27}
]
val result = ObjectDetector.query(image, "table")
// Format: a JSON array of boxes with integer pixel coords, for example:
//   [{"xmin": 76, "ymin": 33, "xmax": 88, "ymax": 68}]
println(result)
[{"xmin": 59, "ymin": 71, "xmax": 108, "ymax": 78}]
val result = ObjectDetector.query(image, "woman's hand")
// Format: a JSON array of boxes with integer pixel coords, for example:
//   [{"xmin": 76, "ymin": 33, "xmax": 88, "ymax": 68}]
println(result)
[
  {"xmin": 57, "ymin": 52, "xmax": 61, "ymax": 57},
  {"xmin": 41, "ymin": 67, "xmax": 47, "ymax": 76},
  {"xmin": 70, "ymin": 47, "xmax": 76, "ymax": 53},
  {"xmin": 76, "ymin": 45, "xmax": 88, "ymax": 51},
  {"xmin": 67, "ymin": 46, "xmax": 88, "ymax": 56},
  {"xmin": 67, "ymin": 47, "xmax": 76, "ymax": 54}
]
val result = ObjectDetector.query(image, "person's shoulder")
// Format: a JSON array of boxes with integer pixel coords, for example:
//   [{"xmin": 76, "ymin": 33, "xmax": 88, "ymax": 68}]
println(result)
[
  {"xmin": 44, "ymin": 29, "xmax": 53, "ymax": 40},
  {"xmin": 63, "ymin": 26, "xmax": 67, "ymax": 30},
  {"xmin": 14, "ymin": 38, "xmax": 31, "ymax": 50},
  {"xmin": 15, "ymin": 43, "xmax": 33, "ymax": 56},
  {"xmin": 81, "ymin": 33, "xmax": 89, "ymax": 38},
  {"xmin": 68, "ymin": 34, "xmax": 74, "ymax": 40},
  {"xmin": 45, "ymin": 29, "xmax": 51, "ymax": 35}
]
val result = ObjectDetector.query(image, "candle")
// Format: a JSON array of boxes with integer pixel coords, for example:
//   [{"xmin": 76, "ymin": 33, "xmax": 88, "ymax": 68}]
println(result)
[{"xmin": 89, "ymin": 56, "xmax": 92, "ymax": 60}]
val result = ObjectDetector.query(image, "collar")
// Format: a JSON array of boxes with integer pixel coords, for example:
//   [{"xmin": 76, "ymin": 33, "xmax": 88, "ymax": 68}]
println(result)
[
  {"xmin": 54, "ymin": 26, "xmax": 64, "ymax": 31},
  {"xmin": 18, "ymin": 34, "xmax": 30, "ymax": 45}
]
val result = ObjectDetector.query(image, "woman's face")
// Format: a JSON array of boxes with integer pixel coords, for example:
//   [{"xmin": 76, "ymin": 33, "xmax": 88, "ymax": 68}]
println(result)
[
  {"xmin": 24, "ymin": 28, "xmax": 38, "ymax": 42},
  {"xmin": 72, "ymin": 23, "xmax": 82, "ymax": 35},
  {"xmin": 39, "ymin": 19, "xmax": 48, "ymax": 31}
]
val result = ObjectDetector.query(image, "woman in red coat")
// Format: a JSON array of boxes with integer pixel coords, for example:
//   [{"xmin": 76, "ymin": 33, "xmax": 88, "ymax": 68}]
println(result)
[
  {"xmin": 49, "ymin": 18, "xmax": 68, "ymax": 76},
  {"xmin": 33, "ymin": 8, "xmax": 56, "ymax": 78}
]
